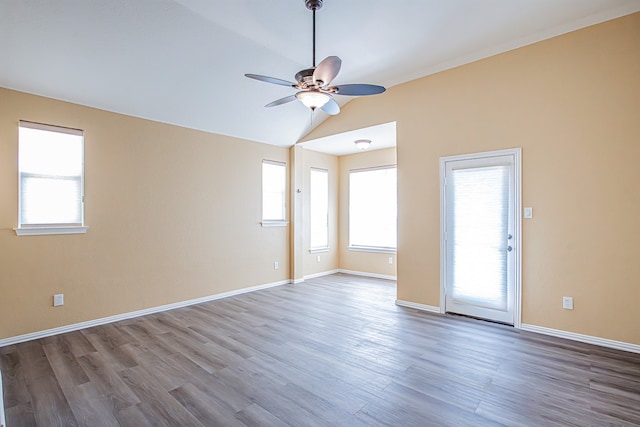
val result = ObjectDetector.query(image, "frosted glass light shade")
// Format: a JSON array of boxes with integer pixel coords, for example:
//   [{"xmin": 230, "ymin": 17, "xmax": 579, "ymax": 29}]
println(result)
[{"xmin": 296, "ymin": 91, "xmax": 330, "ymax": 109}]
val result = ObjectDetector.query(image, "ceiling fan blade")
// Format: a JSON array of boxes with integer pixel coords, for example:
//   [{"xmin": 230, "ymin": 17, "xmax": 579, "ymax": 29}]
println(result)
[
  {"xmin": 321, "ymin": 97, "xmax": 340, "ymax": 115},
  {"xmin": 313, "ymin": 56, "xmax": 341, "ymax": 87},
  {"xmin": 330, "ymin": 84, "xmax": 386, "ymax": 96},
  {"xmin": 265, "ymin": 95, "xmax": 297, "ymax": 108},
  {"xmin": 245, "ymin": 74, "xmax": 296, "ymax": 87}
]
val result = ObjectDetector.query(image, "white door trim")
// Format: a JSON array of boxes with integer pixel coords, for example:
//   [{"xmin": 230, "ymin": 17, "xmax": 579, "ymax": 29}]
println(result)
[{"xmin": 439, "ymin": 148, "xmax": 522, "ymax": 328}]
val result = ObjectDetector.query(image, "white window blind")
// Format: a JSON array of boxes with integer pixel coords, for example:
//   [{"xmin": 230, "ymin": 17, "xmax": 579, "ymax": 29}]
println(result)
[
  {"xmin": 310, "ymin": 168, "xmax": 328, "ymax": 249},
  {"xmin": 448, "ymin": 165, "xmax": 509, "ymax": 310},
  {"xmin": 262, "ymin": 160, "xmax": 286, "ymax": 221},
  {"xmin": 18, "ymin": 121, "xmax": 84, "ymax": 227},
  {"xmin": 349, "ymin": 166, "xmax": 397, "ymax": 250}
]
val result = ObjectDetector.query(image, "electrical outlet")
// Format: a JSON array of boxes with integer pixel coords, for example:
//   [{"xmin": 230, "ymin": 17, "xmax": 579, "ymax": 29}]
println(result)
[
  {"xmin": 274, "ymin": 261, "xmax": 279, "ymax": 270},
  {"xmin": 562, "ymin": 296, "xmax": 573, "ymax": 310},
  {"xmin": 388, "ymin": 257, "xmax": 393, "ymax": 265},
  {"xmin": 53, "ymin": 294, "xmax": 64, "ymax": 307},
  {"xmin": 316, "ymin": 255, "xmax": 321, "ymax": 262}
]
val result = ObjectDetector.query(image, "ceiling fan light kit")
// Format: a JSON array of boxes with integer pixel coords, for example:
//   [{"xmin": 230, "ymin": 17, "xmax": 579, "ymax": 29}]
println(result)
[
  {"xmin": 296, "ymin": 91, "xmax": 331, "ymax": 110},
  {"xmin": 245, "ymin": 0, "xmax": 385, "ymax": 116}
]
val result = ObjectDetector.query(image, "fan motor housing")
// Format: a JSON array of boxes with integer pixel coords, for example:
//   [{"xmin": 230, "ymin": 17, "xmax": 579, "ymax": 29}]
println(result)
[{"xmin": 295, "ymin": 68, "xmax": 323, "ymax": 89}]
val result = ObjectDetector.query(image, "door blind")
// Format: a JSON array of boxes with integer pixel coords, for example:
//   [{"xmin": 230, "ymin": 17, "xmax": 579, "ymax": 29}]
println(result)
[{"xmin": 448, "ymin": 165, "xmax": 509, "ymax": 311}]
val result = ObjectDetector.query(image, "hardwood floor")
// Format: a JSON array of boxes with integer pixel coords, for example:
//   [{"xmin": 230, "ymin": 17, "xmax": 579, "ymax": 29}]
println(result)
[{"xmin": 1, "ymin": 273, "xmax": 639, "ymax": 426}]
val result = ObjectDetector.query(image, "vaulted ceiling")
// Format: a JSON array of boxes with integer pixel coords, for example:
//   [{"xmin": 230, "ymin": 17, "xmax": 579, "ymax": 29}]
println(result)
[{"xmin": 2, "ymin": 0, "xmax": 639, "ymax": 151}]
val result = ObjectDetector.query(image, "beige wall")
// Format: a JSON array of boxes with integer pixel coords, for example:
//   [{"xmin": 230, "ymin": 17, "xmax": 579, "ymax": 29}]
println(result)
[
  {"xmin": 0, "ymin": 88, "xmax": 289, "ymax": 340},
  {"xmin": 338, "ymin": 148, "xmax": 397, "ymax": 277},
  {"xmin": 302, "ymin": 149, "xmax": 339, "ymax": 277},
  {"xmin": 303, "ymin": 13, "xmax": 640, "ymax": 344}
]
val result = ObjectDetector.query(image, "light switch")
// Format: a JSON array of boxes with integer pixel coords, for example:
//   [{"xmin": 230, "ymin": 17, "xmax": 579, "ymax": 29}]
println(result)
[{"xmin": 524, "ymin": 207, "xmax": 533, "ymax": 219}]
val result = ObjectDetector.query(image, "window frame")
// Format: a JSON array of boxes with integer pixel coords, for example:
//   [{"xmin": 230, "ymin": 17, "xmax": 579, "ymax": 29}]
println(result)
[
  {"xmin": 14, "ymin": 121, "xmax": 87, "ymax": 236},
  {"xmin": 348, "ymin": 165, "xmax": 397, "ymax": 253},
  {"xmin": 261, "ymin": 159, "xmax": 288, "ymax": 227},
  {"xmin": 309, "ymin": 167, "xmax": 329, "ymax": 252}
]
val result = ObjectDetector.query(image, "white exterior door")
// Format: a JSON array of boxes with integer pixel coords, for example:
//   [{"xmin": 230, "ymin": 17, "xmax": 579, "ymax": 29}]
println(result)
[{"xmin": 441, "ymin": 149, "xmax": 521, "ymax": 325}]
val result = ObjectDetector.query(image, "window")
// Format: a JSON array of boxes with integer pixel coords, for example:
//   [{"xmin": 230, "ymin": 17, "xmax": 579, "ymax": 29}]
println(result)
[
  {"xmin": 310, "ymin": 168, "xmax": 329, "ymax": 250},
  {"xmin": 349, "ymin": 166, "xmax": 397, "ymax": 251},
  {"xmin": 16, "ymin": 121, "xmax": 86, "ymax": 236},
  {"xmin": 262, "ymin": 160, "xmax": 287, "ymax": 226}
]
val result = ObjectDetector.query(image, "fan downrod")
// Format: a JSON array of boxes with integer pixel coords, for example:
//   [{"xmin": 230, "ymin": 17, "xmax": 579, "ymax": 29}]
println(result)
[
  {"xmin": 305, "ymin": 0, "xmax": 323, "ymax": 11},
  {"xmin": 305, "ymin": 0, "xmax": 323, "ymax": 67}
]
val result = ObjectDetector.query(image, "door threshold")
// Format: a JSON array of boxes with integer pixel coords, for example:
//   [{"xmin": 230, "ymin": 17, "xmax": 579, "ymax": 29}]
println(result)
[{"xmin": 445, "ymin": 311, "xmax": 514, "ymax": 327}]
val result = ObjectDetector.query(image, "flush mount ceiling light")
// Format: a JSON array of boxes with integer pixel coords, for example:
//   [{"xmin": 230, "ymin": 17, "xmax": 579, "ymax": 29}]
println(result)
[
  {"xmin": 245, "ymin": 0, "xmax": 386, "ymax": 115},
  {"xmin": 354, "ymin": 139, "xmax": 371, "ymax": 150}
]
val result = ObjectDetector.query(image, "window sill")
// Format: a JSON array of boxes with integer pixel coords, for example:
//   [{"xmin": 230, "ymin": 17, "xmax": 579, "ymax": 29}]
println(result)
[
  {"xmin": 309, "ymin": 247, "xmax": 330, "ymax": 254},
  {"xmin": 261, "ymin": 220, "xmax": 289, "ymax": 228},
  {"xmin": 14, "ymin": 226, "xmax": 88, "ymax": 236},
  {"xmin": 348, "ymin": 245, "xmax": 396, "ymax": 254}
]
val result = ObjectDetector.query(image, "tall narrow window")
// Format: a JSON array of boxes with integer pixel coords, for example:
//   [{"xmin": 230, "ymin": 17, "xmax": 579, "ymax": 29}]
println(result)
[
  {"xmin": 310, "ymin": 168, "xmax": 329, "ymax": 250},
  {"xmin": 262, "ymin": 160, "xmax": 287, "ymax": 225},
  {"xmin": 16, "ymin": 121, "xmax": 86, "ymax": 235},
  {"xmin": 349, "ymin": 166, "xmax": 397, "ymax": 251}
]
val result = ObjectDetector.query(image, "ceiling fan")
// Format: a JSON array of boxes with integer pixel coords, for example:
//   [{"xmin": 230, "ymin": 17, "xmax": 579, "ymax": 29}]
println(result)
[{"xmin": 245, "ymin": 0, "xmax": 386, "ymax": 116}]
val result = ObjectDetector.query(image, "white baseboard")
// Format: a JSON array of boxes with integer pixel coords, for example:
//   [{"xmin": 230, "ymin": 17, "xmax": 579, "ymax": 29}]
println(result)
[
  {"xmin": 520, "ymin": 324, "xmax": 640, "ymax": 354},
  {"xmin": 0, "ymin": 279, "xmax": 290, "ymax": 348},
  {"xmin": 337, "ymin": 269, "xmax": 397, "ymax": 281},
  {"xmin": 303, "ymin": 269, "xmax": 339, "ymax": 280},
  {"xmin": 394, "ymin": 301, "xmax": 640, "ymax": 354},
  {"xmin": 4, "ymin": 277, "xmax": 638, "ymax": 358},
  {"xmin": 292, "ymin": 278, "xmax": 305, "ymax": 284},
  {"xmin": 395, "ymin": 299, "xmax": 441, "ymax": 314}
]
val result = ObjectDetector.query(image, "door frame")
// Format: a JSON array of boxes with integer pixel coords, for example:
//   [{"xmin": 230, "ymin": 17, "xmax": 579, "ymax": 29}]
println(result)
[{"xmin": 439, "ymin": 148, "xmax": 522, "ymax": 328}]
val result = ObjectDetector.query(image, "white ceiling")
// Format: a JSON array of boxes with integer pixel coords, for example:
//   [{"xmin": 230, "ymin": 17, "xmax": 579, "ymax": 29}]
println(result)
[{"xmin": 2, "ymin": 0, "xmax": 639, "ymax": 154}]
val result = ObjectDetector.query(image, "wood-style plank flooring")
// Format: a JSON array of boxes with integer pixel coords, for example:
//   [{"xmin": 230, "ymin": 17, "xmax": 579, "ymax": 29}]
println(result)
[{"xmin": 1, "ymin": 274, "xmax": 640, "ymax": 426}]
